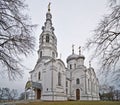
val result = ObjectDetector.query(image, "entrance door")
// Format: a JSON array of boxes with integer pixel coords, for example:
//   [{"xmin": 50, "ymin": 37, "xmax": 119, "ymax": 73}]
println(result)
[
  {"xmin": 76, "ymin": 89, "xmax": 80, "ymax": 100},
  {"xmin": 37, "ymin": 89, "xmax": 41, "ymax": 99}
]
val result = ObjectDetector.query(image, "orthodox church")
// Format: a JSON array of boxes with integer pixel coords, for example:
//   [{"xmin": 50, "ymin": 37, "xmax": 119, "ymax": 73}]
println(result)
[{"xmin": 25, "ymin": 4, "xmax": 100, "ymax": 101}]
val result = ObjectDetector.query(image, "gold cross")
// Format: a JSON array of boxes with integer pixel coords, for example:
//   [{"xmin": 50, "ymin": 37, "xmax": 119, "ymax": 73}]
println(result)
[
  {"xmin": 79, "ymin": 46, "xmax": 81, "ymax": 55},
  {"xmin": 48, "ymin": 2, "xmax": 51, "ymax": 11},
  {"xmin": 89, "ymin": 61, "xmax": 91, "ymax": 68},
  {"xmin": 72, "ymin": 44, "xmax": 74, "ymax": 54}
]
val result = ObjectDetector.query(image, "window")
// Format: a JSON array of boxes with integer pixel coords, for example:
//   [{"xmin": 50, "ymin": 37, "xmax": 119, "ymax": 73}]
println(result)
[
  {"xmin": 58, "ymin": 72, "xmax": 61, "ymax": 86},
  {"xmin": 74, "ymin": 64, "xmax": 76, "ymax": 69},
  {"xmin": 70, "ymin": 64, "xmax": 72, "ymax": 69},
  {"xmin": 52, "ymin": 36, "xmax": 54, "ymax": 43},
  {"xmin": 40, "ymin": 51, "xmax": 42, "ymax": 58},
  {"xmin": 38, "ymin": 72, "xmax": 41, "ymax": 80},
  {"xmin": 66, "ymin": 81, "xmax": 68, "ymax": 87},
  {"xmin": 66, "ymin": 89, "xmax": 68, "ymax": 95},
  {"xmin": 76, "ymin": 78, "xmax": 80, "ymax": 84},
  {"xmin": 46, "ymin": 35, "xmax": 49, "ymax": 43},
  {"xmin": 42, "ymin": 35, "xmax": 43, "ymax": 43},
  {"xmin": 52, "ymin": 36, "xmax": 54, "ymax": 40},
  {"xmin": 52, "ymin": 52, "xmax": 55, "ymax": 58}
]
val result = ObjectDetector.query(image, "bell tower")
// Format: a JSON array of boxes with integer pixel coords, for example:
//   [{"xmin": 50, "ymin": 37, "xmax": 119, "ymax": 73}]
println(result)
[{"xmin": 38, "ymin": 3, "xmax": 58, "ymax": 60}]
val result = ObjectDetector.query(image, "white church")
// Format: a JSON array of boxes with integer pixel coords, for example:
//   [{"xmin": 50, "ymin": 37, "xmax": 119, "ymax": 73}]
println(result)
[{"xmin": 25, "ymin": 4, "xmax": 100, "ymax": 101}]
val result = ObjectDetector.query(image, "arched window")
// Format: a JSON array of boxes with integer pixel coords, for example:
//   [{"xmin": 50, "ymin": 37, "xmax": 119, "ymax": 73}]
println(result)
[
  {"xmin": 40, "ymin": 51, "xmax": 42, "ymax": 58},
  {"xmin": 52, "ymin": 52, "xmax": 55, "ymax": 58},
  {"xmin": 46, "ymin": 35, "xmax": 49, "ymax": 43},
  {"xmin": 74, "ymin": 64, "xmax": 76, "ymax": 69},
  {"xmin": 70, "ymin": 64, "xmax": 72, "ymax": 69},
  {"xmin": 66, "ymin": 89, "xmax": 68, "ymax": 95},
  {"xmin": 66, "ymin": 81, "xmax": 68, "ymax": 87},
  {"xmin": 52, "ymin": 36, "xmax": 54, "ymax": 44},
  {"xmin": 38, "ymin": 72, "xmax": 41, "ymax": 80},
  {"xmin": 52, "ymin": 36, "xmax": 54, "ymax": 40},
  {"xmin": 76, "ymin": 78, "xmax": 80, "ymax": 84},
  {"xmin": 42, "ymin": 35, "xmax": 43, "ymax": 43},
  {"xmin": 58, "ymin": 72, "xmax": 61, "ymax": 86}
]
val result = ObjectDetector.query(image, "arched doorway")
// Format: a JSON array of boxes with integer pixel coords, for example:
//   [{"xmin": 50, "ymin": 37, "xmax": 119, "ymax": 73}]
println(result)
[
  {"xmin": 76, "ymin": 89, "xmax": 80, "ymax": 100},
  {"xmin": 37, "ymin": 89, "xmax": 41, "ymax": 99}
]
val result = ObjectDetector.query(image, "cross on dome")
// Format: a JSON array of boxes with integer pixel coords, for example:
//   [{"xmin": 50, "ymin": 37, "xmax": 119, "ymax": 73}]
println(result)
[
  {"xmin": 48, "ymin": 2, "xmax": 51, "ymax": 11},
  {"xmin": 89, "ymin": 61, "xmax": 91, "ymax": 68},
  {"xmin": 72, "ymin": 44, "xmax": 75, "ymax": 54},
  {"xmin": 79, "ymin": 46, "xmax": 81, "ymax": 55}
]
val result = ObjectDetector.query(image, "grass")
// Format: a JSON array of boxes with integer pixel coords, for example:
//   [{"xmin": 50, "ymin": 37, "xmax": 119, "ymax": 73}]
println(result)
[{"xmin": 16, "ymin": 101, "xmax": 120, "ymax": 105}]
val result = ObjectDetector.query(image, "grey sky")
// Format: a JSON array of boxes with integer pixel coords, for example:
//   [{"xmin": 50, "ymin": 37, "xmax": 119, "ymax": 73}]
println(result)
[{"xmin": 0, "ymin": 0, "xmax": 108, "ymax": 95}]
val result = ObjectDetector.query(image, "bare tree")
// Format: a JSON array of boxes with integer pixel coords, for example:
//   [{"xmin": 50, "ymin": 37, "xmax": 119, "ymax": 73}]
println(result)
[
  {"xmin": 86, "ymin": 0, "xmax": 120, "ymax": 83},
  {"xmin": 9, "ymin": 89, "xmax": 18, "ymax": 100},
  {"xmin": 19, "ymin": 92, "xmax": 29, "ymax": 100},
  {"xmin": 0, "ymin": 0, "xmax": 36, "ymax": 80},
  {"xmin": 114, "ymin": 89, "xmax": 120, "ymax": 100},
  {"xmin": 0, "ymin": 87, "xmax": 18, "ymax": 100},
  {"xmin": 0, "ymin": 88, "xmax": 4, "ymax": 100},
  {"xmin": 3, "ymin": 88, "xmax": 11, "ymax": 100}
]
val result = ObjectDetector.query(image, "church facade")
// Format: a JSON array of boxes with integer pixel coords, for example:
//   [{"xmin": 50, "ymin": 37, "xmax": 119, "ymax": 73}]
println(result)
[{"xmin": 25, "ymin": 5, "xmax": 100, "ymax": 101}]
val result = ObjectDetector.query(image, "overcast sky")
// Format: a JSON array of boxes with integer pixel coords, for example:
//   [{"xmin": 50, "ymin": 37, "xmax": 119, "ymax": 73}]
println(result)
[{"xmin": 0, "ymin": 0, "xmax": 110, "ymax": 95}]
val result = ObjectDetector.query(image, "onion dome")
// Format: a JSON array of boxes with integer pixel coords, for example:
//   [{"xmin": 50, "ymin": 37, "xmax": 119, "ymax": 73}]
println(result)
[
  {"xmin": 67, "ymin": 54, "xmax": 79, "ymax": 63},
  {"xmin": 77, "ymin": 54, "xmax": 85, "ymax": 60},
  {"xmin": 66, "ymin": 45, "xmax": 85, "ymax": 63}
]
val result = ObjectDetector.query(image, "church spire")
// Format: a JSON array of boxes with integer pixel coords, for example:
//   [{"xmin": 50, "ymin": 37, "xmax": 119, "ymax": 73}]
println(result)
[
  {"xmin": 38, "ymin": 3, "xmax": 58, "ymax": 59},
  {"xmin": 42, "ymin": 3, "xmax": 54, "ymax": 33}
]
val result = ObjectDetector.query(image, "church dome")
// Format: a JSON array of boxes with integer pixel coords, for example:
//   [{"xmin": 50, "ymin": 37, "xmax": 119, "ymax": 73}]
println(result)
[
  {"xmin": 77, "ymin": 54, "xmax": 85, "ymax": 60},
  {"xmin": 67, "ymin": 54, "xmax": 85, "ymax": 63},
  {"xmin": 67, "ymin": 54, "xmax": 79, "ymax": 63},
  {"xmin": 67, "ymin": 45, "xmax": 85, "ymax": 62}
]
